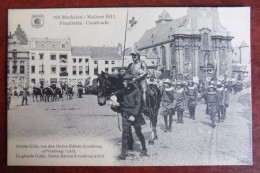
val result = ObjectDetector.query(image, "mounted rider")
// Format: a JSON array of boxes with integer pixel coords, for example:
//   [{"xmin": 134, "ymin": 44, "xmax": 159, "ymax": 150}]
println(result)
[{"xmin": 126, "ymin": 48, "xmax": 148, "ymax": 111}]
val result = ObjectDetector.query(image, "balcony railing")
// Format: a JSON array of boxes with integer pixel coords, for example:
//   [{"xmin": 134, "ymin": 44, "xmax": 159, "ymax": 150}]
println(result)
[{"xmin": 60, "ymin": 72, "xmax": 68, "ymax": 77}]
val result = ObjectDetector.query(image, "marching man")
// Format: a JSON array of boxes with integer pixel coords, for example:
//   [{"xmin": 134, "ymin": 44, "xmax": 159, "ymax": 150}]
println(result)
[
  {"xmin": 173, "ymin": 82, "xmax": 185, "ymax": 124},
  {"xmin": 205, "ymin": 84, "xmax": 218, "ymax": 128},
  {"xmin": 161, "ymin": 79, "xmax": 175, "ymax": 132},
  {"xmin": 186, "ymin": 80, "xmax": 198, "ymax": 120}
]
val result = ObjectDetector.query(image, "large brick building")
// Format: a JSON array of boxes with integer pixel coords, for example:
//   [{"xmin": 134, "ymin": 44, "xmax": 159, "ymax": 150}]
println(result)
[{"xmin": 135, "ymin": 8, "xmax": 234, "ymax": 82}]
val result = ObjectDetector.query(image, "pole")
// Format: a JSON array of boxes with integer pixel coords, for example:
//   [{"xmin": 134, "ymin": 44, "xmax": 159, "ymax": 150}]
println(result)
[{"xmin": 121, "ymin": 8, "xmax": 129, "ymax": 68}]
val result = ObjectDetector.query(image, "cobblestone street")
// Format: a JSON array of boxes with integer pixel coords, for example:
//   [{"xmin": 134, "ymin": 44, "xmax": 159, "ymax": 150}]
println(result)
[{"xmin": 7, "ymin": 89, "xmax": 252, "ymax": 166}]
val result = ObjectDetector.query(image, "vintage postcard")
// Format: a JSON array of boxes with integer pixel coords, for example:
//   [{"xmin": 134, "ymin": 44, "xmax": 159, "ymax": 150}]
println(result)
[{"xmin": 7, "ymin": 7, "xmax": 252, "ymax": 166}]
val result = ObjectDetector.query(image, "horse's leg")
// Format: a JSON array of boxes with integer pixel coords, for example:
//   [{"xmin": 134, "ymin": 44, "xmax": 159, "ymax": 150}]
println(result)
[{"xmin": 33, "ymin": 94, "xmax": 35, "ymax": 102}]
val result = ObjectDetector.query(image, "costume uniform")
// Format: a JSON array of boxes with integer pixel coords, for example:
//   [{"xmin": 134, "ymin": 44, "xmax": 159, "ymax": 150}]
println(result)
[
  {"xmin": 161, "ymin": 79, "xmax": 175, "ymax": 132},
  {"xmin": 206, "ymin": 85, "xmax": 218, "ymax": 128},
  {"xmin": 186, "ymin": 83, "xmax": 198, "ymax": 120},
  {"xmin": 173, "ymin": 83, "xmax": 185, "ymax": 124}
]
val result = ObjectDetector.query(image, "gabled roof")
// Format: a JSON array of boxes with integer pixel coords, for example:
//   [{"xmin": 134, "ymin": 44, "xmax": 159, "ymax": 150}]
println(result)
[
  {"xmin": 71, "ymin": 46, "xmax": 121, "ymax": 60},
  {"xmin": 91, "ymin": 47, "xmax": 121, "ymax": 60},
  {"xmin": 239, "ymin": 41, "xmax": 249, "ymax": 48}
]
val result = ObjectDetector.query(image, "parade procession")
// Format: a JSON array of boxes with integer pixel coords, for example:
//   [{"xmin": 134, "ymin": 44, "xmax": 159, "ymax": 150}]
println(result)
[{"xmin": 7, "ymin": 7, "xmax": 252, "ymax": 166}]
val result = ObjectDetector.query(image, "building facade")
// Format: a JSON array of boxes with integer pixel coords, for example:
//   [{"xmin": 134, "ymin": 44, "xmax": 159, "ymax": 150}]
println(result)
[
  {"xmin": 7, "ymin": 25, "xmax": 30, "ymax": 92},
  {"xmin": 135, "ymin": 8, "xmax": 234, "ymax": 82},
  {"xmin": 29, "ymin": 37, "xmax": 72, "ymax": 86}
]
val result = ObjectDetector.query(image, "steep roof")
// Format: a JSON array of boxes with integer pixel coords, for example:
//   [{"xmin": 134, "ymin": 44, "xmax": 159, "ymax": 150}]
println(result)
[
  {"xmin": 71, "ymin": 46, "xmax": 121, "ymax": 60},
  {"xmin": 239, "ymin": 41, "xmax": 249, "ymax": 48},
  {"xmin": 135, "ymin": 15, "xmax": 188, "ymax": 49}
]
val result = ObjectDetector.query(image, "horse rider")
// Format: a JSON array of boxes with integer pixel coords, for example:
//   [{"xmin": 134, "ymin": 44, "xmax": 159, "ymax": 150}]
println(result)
[
  {"xmin": 205, "ymin": 84, "xmax": 218, "ymax": 128},
  {"xmin": 161, "ymin": 78, "xmax": 175, "ymax": 132},
  {"xmin": 186, "ymin": 80, "xmax": 198, "ymax": 120},
  {"xmin": 111, "ymin": 73, "xmax": 147, "ymax": 160},
  {"xmin": 126, "ymin": 48, "xmax": 148, "ymax": 111}
]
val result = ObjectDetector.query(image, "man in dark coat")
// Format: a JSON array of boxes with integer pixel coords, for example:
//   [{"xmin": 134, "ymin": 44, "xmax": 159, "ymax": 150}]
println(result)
[{"xmin": 112, "ymin": 73, "xmax": 147, "ymax": 160}]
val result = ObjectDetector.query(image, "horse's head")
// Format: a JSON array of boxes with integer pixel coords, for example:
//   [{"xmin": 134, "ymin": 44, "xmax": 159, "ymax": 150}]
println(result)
[{"xmin": 96, "ymin": 71, "xmax": 123, "ymax": 106}]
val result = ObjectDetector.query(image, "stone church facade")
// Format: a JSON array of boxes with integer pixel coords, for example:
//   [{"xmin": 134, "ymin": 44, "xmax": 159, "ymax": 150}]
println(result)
[{"xmin": 135, "ymin": 8, "xmax": 234, "ymax": 82}]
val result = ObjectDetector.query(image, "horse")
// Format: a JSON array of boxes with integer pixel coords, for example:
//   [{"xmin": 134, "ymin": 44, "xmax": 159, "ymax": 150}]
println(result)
[
  {"xmin": 95, "ymin": 71, "xmax": 162, "ymax": 145},
  {"xmin": 32, "ymin": 87, "xmax": 43, "ymax": 102},
  {"xmin": 43, "ymin": 87, "xmax": 54, "ymax": 102},
  {"xmin": 54, "ymin": 87, "xmax": 63, "ymax": 101}
]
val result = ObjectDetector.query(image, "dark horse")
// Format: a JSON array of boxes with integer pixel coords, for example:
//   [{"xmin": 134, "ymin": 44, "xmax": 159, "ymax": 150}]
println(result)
[
  {"xmin": 32, "ymin": 87, "xmax": 43, "ymax": 102},
  {"xmin": 43, "ymin": 87, "xmax": 54, "ymax": 102},
  {"xmin": 95, "ymin": 72, "xmax": 162, "ymax": 145}
]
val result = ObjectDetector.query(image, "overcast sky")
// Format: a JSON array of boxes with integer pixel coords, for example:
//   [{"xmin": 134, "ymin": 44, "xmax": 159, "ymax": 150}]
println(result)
[{"xmin": 8, "ymin": 7, "xmax": 250, "ymax": 48}]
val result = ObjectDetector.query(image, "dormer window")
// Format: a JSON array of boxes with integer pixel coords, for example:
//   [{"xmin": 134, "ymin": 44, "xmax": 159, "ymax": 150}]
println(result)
[{"xmin": 62, "ymin": 43, "xmax": 66, "ymax": 48}]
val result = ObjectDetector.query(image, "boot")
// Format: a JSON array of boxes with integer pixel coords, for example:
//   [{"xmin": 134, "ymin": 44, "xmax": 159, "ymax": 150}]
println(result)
[
  {"xmin": 118, "ymin": 153, "xmax": 126, "ymax": 160},
  {"xmin": 164, "ymin": 116, "xmax": 168, "ymax": 132},
  {"xmin": 168, "ymin": 115, "xmax": 173, "ymax": 132},
  {"xmin": 140, "ymin": 149, "xmax": 148, "ymax": 157}
]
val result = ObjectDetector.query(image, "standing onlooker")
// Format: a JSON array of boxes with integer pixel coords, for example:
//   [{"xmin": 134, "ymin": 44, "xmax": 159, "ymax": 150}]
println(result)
[
  {"xmin": 161, "ymin": 79, "xmax": 175, "ymax": 132},
  {"xmin": 22, "ymin": 87, "xmax": 28, "ymax": 105}
]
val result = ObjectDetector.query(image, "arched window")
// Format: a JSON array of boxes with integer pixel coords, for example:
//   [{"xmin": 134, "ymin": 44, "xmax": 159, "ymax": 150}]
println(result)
[
  {"xmin": 161, "ymin": 46, "xmax": 166, "ymax": 67},
  {"xmin": 152, "ymin": 47, "xmax": 158, "ymax": 55},
  {"xmin": 170, "ymin": 44, "xmax": 175, "ymax": 67},
  {"xmin": 202, "ymin": 33, "xmax": 209, "ymax": 50}
]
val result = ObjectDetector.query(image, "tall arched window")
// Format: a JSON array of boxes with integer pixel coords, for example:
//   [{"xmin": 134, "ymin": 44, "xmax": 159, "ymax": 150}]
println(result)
[
  {"xmin": 202, "ymin": 33, "xmax": 209, "ymax": 50},
  {"xmin": 170, "ymin": 43, "xmax": 175, "ymax": 67},
  {"xmin": 161, "ymin": 46, "xmax": 166, "ymax": 67}
]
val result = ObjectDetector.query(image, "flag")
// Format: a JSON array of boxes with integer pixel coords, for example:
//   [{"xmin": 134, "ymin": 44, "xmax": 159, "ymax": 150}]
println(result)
[{"xmin": 127, "ymin": 17, "xmax": 137, "ymax": 31}]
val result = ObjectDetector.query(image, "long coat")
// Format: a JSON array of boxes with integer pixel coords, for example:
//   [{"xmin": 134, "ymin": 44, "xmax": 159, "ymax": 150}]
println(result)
[
  {"xmin": 205, "ymin": 91, "xmax": 218, "ymax": 115},
  {"xmin": 161, "ymin": 87, "xmax": 175, "ymax": 116},
  {"xmin": 120, "ymin": 84, "xmax": 146, "ymax": 126}
]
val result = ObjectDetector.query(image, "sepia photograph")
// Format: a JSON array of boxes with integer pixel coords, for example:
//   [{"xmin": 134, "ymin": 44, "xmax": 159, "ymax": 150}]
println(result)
[{"xmin": 7, "ymin": 7, "xmax": 252, "ymax": 166}]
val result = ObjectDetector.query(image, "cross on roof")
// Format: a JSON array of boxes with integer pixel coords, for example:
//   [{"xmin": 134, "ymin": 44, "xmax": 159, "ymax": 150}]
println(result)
[{"xmin": 129, "ymin": 17, "xmax": 137, "ymax": 27}]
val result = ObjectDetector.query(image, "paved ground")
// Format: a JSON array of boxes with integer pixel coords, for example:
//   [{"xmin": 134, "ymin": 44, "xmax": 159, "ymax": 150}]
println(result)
[{"xmin": 7, "ymin": 88, "xmax": 252, "ymax": 166}]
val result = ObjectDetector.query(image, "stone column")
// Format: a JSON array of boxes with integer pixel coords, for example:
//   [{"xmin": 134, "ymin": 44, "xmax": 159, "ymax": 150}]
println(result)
[
  {"xmin": 216, "ymin": 47, "xmax": 220, "ymax": 80},
  {"xmin": 194, "ymin": 45, "xmax": 199, "ymax": 78},
  {"xmin": 166, "ymin": 43, "xmax": 171, "ymax": 71},
  {"xmin": 179, "ymin": 47, "xmax": 183, "ymax": 74}
]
